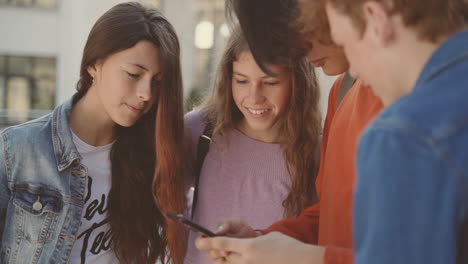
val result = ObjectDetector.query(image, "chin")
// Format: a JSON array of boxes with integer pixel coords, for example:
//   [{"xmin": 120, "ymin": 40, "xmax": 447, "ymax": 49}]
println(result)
[
  {"xmin": 246, "ymin": 122, "xmax": 274, "ymax": 133},
  {"xmin": 115, "ymin": 119, "xmax": 138, "ymax": 127},
  {"xmin": 321, "ymin": 66, "xmax": 341, "ymax": 76}
]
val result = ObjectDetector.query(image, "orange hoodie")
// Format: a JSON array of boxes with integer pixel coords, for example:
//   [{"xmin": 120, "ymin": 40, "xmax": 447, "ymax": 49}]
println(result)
[{"xmin": 263, "ymin": 74, "xmax": 383, "ymax": 264}]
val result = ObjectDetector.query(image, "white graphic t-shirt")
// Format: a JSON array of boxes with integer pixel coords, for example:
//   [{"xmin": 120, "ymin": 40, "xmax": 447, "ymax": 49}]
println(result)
[{"xmin": 69, "ymin": 132, "xmax": 119, "ymax": 264}]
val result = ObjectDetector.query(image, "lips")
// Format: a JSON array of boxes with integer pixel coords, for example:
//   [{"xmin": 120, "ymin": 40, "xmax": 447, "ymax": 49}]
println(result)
[
  {"xmin": 245, "ymin": 107, "xmax": 272, "ymax": 118},
  {"xmin": 310, "ymin": 58, "xmax": 326, "ymax": 67},
  {"xmin": 126, "ymin": 103, "xmax": 144, "ymax": 113}
]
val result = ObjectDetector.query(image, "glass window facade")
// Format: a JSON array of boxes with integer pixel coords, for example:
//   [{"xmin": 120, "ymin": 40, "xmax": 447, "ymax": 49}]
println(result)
[
  {"xmin": 0, "ymin": 0, "xmax": 58, "ymax": 9},
  {"xmin": 0, "ymin": 55, "xmax": 56, "ymax": 125}
]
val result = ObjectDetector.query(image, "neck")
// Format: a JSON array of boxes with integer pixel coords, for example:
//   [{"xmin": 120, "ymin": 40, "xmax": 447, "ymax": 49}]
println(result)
[
  {"xmin": 237, "ymin": 119, "xmax": 281, "ymax": 144},
  {"xmin": 70, "ymin": 89, "xmax": 116, "ymax": 146}
]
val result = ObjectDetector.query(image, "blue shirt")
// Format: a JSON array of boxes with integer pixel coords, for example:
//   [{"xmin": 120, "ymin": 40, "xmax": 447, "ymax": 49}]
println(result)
[{"xmin": 354, "ymin": 31, "xmax": 468, "ymax": 264}]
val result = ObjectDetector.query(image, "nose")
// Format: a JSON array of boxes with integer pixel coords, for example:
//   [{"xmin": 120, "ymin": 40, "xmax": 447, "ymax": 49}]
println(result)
[
  {"xmin": 136, "ymin": 80, "xmax": 152, "ymax": 101},
  {"xmin": 248, "ymin": 82, "xmax": 265, "ymax": 104},
  {"xmin": 303, "ymin": 41, "xmax": 315, "ymax": 63}
]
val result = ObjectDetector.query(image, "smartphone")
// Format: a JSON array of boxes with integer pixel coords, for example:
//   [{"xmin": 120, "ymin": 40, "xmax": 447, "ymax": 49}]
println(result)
[{"xmin": 166, "ymin": 212, "xmax": 217, "ymax": 237}]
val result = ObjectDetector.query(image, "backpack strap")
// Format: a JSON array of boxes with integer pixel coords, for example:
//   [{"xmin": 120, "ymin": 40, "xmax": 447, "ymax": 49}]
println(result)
[
  {"xmin": 191, "ymin": 121, "xmax": 214, "ymax": 218},
  {"xmin": 335, "ymin": 72, "xmax": 356, "ymax": 110}
]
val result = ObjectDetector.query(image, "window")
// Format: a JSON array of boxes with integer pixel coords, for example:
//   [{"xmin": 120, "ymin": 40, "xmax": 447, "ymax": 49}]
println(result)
[
  {"xmin": 0, "ymin": 55, "xmax": 56, "ymax": 124},
  {"xmin": 35, "ymin": 0, "xmax": 56, "ymax": 8},
  {"xmin": 0, "ymin": 56, "xmax": 4, "ymax": 74},
  {"xmin": 0, "ymin": 77, "xmax": 4, "ymax": 110},
  {"xmin": 31, "ymin": 58, "xmax": 55, "ymax": 109},
  {"xmin": 0, "ymin": 57, "xmax": 5, "ymax": 110},
  {"xmin": 11, "ymin": 0, "xmax": 34, "ymax": 6},
  {"xmin": 139, "ymin": 0, "xmax": 161, "ymax": 8},
  {"xmin": 0, "ymin": 0, "xmax": 58, "ymax": 8}
]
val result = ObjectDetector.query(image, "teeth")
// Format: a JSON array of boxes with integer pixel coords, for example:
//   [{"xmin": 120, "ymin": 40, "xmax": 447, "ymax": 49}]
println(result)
[{"xmin": 248, "ymin": 108, "xmax": 269, "ymax": 115}]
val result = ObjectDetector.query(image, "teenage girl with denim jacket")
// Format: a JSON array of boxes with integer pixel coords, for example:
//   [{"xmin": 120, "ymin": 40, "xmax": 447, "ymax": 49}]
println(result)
[{"xmin": 0, "ymin": 2, "xmax": 187, "ymax": 263}]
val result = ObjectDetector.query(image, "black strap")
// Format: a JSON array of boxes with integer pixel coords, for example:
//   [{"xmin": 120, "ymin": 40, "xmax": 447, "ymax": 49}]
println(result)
[
  {"xmin": 191, "ymin": 122, "xmax": 214, "ymax": 218},
  {"xmin": 336, "ymin": 72, "xmax": 355, "ymax": 110}
]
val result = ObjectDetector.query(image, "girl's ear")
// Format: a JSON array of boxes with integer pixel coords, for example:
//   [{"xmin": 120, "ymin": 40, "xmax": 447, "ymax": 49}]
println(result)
[
  {"xmin": 86, "ymin": 60, "xmax": 103, "ymax": 80},
  {"xmin": 87, "ymin": 65, "xmax": 97, "ymax": 80}
]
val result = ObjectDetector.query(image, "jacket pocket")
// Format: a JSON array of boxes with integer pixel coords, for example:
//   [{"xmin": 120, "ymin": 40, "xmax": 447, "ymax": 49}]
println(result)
[{"xmin": 11, "ymin": 184, "xmax": 63, "ymax": 244}]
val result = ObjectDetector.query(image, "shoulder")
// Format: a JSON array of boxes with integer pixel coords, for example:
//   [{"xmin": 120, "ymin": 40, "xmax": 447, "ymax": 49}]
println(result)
[
  {"xmin": 184, "ymin": 110, "xmax": 208, "ymax": 146},
  {"xmin": 370, "ymin": 85, "xmax": 468, "ymax": 143},
  {"xmin": 1, "ymin": 113, "xmax": 52, "ymax": 146},
  {"xmin": 0, "ymin": 114, "xmax": 52, "ymax": 151},
  {"xmin": 184, "ymin": 110, "xmax": 206, "ymax": 129},
  {"xmin": 360, "ymin": 102, "xmax": 437, "ymax": 157},
  {"xmin": 358, "ymin": 107, "xmax": 454, "ymax": 181}
]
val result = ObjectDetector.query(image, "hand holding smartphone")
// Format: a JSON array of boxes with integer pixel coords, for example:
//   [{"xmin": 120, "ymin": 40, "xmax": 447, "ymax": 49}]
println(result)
[{"xmin": 166, "ymin": 212, "xmax": 217, "ymax": 237}]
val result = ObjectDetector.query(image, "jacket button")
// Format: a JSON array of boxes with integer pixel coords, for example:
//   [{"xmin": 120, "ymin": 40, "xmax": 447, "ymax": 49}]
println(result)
[{"xmin": 33, "ymin": 196, "xmax": 43, "ymax": 211}]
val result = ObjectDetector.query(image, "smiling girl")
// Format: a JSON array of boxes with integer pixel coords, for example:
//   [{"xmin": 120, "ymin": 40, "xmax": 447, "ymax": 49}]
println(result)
[{"xmin": 184, "ymin": 27, "xmax": 322, "ymax": 264}]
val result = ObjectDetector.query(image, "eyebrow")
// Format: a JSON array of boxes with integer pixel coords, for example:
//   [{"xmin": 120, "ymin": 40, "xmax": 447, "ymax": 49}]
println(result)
[
  {"xmin": 126, "ymin": 62, "xmax": 162, "ymax": 76},
  {"xmin": 128, "ymin": 63, "xmax": 149, "ymax": 71},
  {"xmin": 233, "ymin": 71, "xmax": 281, "ymax": 79}
]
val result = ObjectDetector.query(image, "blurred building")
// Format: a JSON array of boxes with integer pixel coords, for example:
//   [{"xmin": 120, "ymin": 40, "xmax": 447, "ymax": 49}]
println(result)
[
  {"xmin": 0, "ymin": 0, "xmax": 196, "ymax": 129},
  {"xmin": 0, "ymin": 0, "xmax": 335, "ymax": 130}
]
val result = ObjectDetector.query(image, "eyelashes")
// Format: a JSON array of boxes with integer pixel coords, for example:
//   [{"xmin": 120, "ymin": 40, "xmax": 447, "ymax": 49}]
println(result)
[
  {"xmin": 264, "ymin": 81, "xmax": 279, "ymax": 86},
  {"xmin": 235, "ymin": 79, "xmax": 248, "ymax": 84},
  {"xmin": 126, "ymin": 71, "xmax": 140, "ymax": 78},
  {"xmin": 234, "ymin": 79, "xmax": 280, "ymax": 86}
]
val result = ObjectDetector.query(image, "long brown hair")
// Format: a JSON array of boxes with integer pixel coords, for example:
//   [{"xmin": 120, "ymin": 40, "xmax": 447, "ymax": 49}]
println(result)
[
  {"xmin": 199, "ymin": 27, "xmax": 321, "ymax": 218},
  {"xmin": 75, "ymin": 2, "xmax": 186, "ymax": 263}
]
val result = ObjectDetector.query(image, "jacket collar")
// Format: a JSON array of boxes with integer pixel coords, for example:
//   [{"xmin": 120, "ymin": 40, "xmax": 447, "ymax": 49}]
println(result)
[
  {"xmin": 51, "ymin": 95, "xmax": 82, "ymax": 172},
  {"xmin": 415, "ymin": 31, "xmax": 468, "ymax": 90}
]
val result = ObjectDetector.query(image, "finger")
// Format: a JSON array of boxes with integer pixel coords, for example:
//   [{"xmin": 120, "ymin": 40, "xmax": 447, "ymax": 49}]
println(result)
[
  {"xmin": 217, "ymin": 219, "xmax": 255, "ymax": 237},
  {"xmin": 214, "ymin": 257, "xmax": 228, "ymax": 264},
  {"xmin": 209, "ymin": 236, "xmax": 248, "ymax": 253},
  {"xmin": 216, "ymin": 219, "xmax": 243, "ymax": 235},
  {"xmin": 195, "ymin": 236, "xmax": 213, "ymax": 250},
  {"xmin": 216, "ymin": 223, "xmax": 229, "ymax": 235},
  {"xmin": 207, "ymin": 249, "xmax": 225, "ymax": 260},
  {"xmin": 197, "ymin": 235, "xmax": 247, "ymax": 253},
  {"xmin": 225, "ymin": 251, "xmax": 243, "ymax": 264}
]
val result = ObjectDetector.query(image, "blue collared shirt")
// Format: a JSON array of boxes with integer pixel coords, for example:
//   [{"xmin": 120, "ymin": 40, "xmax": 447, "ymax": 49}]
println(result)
[{"xmin": 354, "ymin": 31, "xmax": 468, "ymax": 264}]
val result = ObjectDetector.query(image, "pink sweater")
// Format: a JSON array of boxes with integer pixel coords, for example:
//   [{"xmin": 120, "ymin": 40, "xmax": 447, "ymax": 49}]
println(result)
[{"xmin": 184, "ymin": 111, "xmax": 292, "ymax": 264}]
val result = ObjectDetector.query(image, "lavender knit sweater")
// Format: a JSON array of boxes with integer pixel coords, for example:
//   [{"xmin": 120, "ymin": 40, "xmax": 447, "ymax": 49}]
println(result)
[{"xmin": 184, "ymin": 111, "xmax": 292, "ymax": 264}]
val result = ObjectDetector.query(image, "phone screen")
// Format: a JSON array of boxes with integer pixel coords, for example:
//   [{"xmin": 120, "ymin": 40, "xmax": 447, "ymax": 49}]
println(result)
[{"xmin": 166, "ymin": 213, "xmax": 217, "ymax": 237}]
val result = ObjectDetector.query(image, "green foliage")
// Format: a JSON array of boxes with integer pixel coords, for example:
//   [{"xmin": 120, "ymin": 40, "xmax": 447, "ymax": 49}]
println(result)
[{"xmin": 184, "ymin": 87, "xmax": 203, "ymax": 113}]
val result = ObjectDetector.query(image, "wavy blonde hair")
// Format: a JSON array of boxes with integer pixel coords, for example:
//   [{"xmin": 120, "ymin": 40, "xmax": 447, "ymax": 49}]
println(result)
[{"xmin": 199, "ymin": 26, "xmax": 321, "ymax": 217}]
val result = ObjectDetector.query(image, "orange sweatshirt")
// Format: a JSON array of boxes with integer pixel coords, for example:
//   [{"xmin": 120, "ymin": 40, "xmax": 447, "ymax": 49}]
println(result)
[{"xmin": 263, "ymin": 74, "xmax": 383, "ymax": 264}]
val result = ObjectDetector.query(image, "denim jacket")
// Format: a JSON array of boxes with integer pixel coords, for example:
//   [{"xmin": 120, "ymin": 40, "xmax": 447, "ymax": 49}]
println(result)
[
  {"xmin": 0, "ymin": 98, "xmax": 87, "ymax": 263},
  {"xmin": 354, "ymin": 32, "xmax": 468, "ymax": 264}
]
